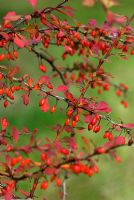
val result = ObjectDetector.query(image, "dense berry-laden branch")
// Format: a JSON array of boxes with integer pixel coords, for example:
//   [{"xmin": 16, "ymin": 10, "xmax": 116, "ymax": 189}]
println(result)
[{"xmin": 0, "ymin": 0, "xmax": 134, "ymax": 199}]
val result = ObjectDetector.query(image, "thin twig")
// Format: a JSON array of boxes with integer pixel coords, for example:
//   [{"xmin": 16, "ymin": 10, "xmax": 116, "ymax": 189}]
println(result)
[{"xmin": 31, "ymin": 48, "xmax": 66, "ymax": 85}]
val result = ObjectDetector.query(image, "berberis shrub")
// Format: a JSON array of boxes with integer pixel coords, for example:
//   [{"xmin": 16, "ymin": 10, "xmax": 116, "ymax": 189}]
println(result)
[{"xmin": 0, "ymin": 0, "xmax": 134, "ymax": 199}]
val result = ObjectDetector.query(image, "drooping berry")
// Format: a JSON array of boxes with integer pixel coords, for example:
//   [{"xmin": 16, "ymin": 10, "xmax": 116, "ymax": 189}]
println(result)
[
  {"xmin": 116, "ymin": 89, "xmax": 122, "ymax": 96},
  {"xmin": 65, "ymin": 118, "xmax": 70, "ymax": 126},
  {"xmin": 41, "ymin": 153, "xmax": 47, "ymax": 161},
  {"xmin": 130, "ymin": 49, "xmax": 134, "ymax": 55},
  {"xmin": 39, "ymin": 98, "xmax": 45, "ymax": 106},
  {"xmin": 40, "ymin": 181, "xmax": 48, "ymax": 190},
  {"xmin": 71, "ymin": 164, "xmax": 81, "ymax": 174},
  {"xmin": 39, "ymin": 65, "xmax": 47, "ymax": 73},
  {"xmin": 4, "ymin": 100, "xmax": 8, "ymax": 108},
  {"xmin": 88, "ymin": 124, "xmax": 93, "ymax": 131},
  {"xmin": 91, "ymin": 116, "xmax": 97, "ymax": 125},
  {"xmin": 50, "ymin": 106, "xmax": 56, "ymax": 113},
  {"xmin": 0, "ymin": 54, "xmax": 5, "ymax": 61},
  {"xmin": 93, "ymin": 125, "xmax": 100, "ymax": 133},
  {"xmin": 56, "ymin": 178, "xmax": 62, "ymax": 187}
]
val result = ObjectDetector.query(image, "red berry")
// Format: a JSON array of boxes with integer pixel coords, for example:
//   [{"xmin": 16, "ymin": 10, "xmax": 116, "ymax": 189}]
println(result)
[
  {"xmin": 0, "ymin": 88, "xmax": 4, "ymax": 95},
  {"xmin": 95, "ymin": 147, "xmax": 105, "ymax": 154},
  {"xmin": 122, "ymin": 45, "xmax": 128, "ymax": 53},
  {"xmin": 93, "ymin": 125, "xmax": 100, "ymax": 133},
  {"xmin": 91, "ymin": 116, "xmax": 97, "ymax": 125},
  {"xmin": 21, "ymin": 160, "xmax": 26, "ymax": 167},
  {"xmin": 71, "ymin": 164, "xmax": 81, "ymax": 174},
  {"xmin": 47, "ymin": 83, "xmax": 53, "ymax": 89},
  {"xmin": 17, "ymin": 156, "xmax": 22, "ymax": 162},
  {"xmin": 66, "ymin": 108, "xmax": 73, "ymax": 116},
  {"xmin": 121, "ymin": 100, "xmax": 128, "ymax": 108},
  {"xmin": 128, "ymin": 138, "xmax": 133, "ymax": 146},
  {"xmin": 103, "ymin": 131, "xmax": 112, "ymax": 139},
  {"xmin": 50, "ymin": 106, "xmax": 56, "ymax": 113},
  {"xmin": 100, "ymin": 41, "xmax": 106, "ymax": 51},
  {"xmin": 41, "ymin": 153, "xmax": 47, "ymax": 161},
  {"xmin": 87, "ymin": 168, "xmax": 93, "ymax": 176},
  {"xmin": 88, "ymin": 124, "xmax": 93, "ymax": 131},
  {"xmin": 39, "ymin": 98, "xmax": 45, "ymax": 106},
  {"xmin": 92, "ymin": 165, "xmax": 99, "ymax": 173},
  {"xmin": 130, "ymin": 49, "xmax": 134, "ymax": 55},
  {"xmin": 40, "ymin": 181, "xmax": 48, "ymax": 190},
  {"xmin": 4, "ymin": 100, "xmax": 8, "ymax": 108},
  {"xmin": 108, "ymin": 133, "xmax": 113, "ymax": 141},
  {"xmin": 56, "ymin": 178, "xmax": 62, "ymax": 187},
  {"xmin": 91, "ymin": 30, "xmax": 97, "ymax": 37},
  {"xmin": 103, "ymin": 83, "xmax": 109, "ymax": 91},
  {"xmin": 25, "ymin": 158, "xmax": 31, "ymax": 165},
  {"xmin": 46, "ymin": 158, "xmax": 51, "ymax": 166},
  {"xmin": 65, "ymin": 118, "xmax": 70, "ymax": 125},
  {"xmin": 72, "ymin": 120, "xmax": 77, "ymax": 127},
  {"xmin": 116, "ymin": 89, "xmax": 122, "ymax": 96},
  {"xmin": 115, "ymin": 156, "xmax": 121, "ymax": 162},
  {"xmin": 61, "ymin": 148, "xmax": 69, "ymax": 155},
  {"xmin": 40, "ymin": 17, "xmax": 46, "ymax": 25},
  {"xmin": 80, "ymin": 164, "xmax": 86, "ymax": 173},
  {"xmin": 15, "ymin": 85, "xmax": 21, "ymax": 91},
  {"xmin": 11, "ymin": 158, "xmax": 18, "ymax": 166},
  {"xmin": 95, "ymin": 114, "xmax": 100, "ymax": 120},
  {"xmin": 0, "ymin": 54, "xmax": 5, "ymax": 61},
  {"xmin": 0, "ymin": 73, "xmax": 3, "ymax": 80},
  {"xmin": 39, "ymin": 65, "xmax": 47, "ymax": 73},
  {"xmin": 6, "ymin": 53, "xmax": 12, "ymax": 60},
  {"xmin": 13, "ymin": 51, "xmax": 18, "ymax": 58},
  {"xmin": 74, "ymin": 114, "xmax": 79, "ymax": 122}
]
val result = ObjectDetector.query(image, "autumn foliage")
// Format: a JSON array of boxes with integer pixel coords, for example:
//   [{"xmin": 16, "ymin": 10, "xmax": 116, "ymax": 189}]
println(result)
[{"xmin": 0, "ymin": 0, "xmax": 134, "ymax": 199}]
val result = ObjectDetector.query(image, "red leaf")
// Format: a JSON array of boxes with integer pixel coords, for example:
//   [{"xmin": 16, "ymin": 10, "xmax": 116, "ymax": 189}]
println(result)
[
  {"xmin": 69, "ymin": 137, "xmax": 77, "ymax": 151},
  {"xmin": 3, "ymin": 11, "xmax": 21, "ymax": 22},
  {"xmin": 104, "ymin": 136, "xmax": 126, "ymax": 149},
  {"xmin": 8, "ymin": 66, "xmax": 20, "ymax": 78},
  {"xmin": 5, "ymin": 155, "xmax": 11, "ymax": 167},
  {"xmin": 14, "ymin": 35, "xmax": 25, "ymax": 48},
  {"xmin": 18, "ymin": 189, "xmax": 30, "ymax": 197},
  {"xmin": 52, "ymin": 124, "xmax": 62, "ymax": 131},
  {"xmin": 95, "ymin": 101, "xmax": 111, "ymax": 113},
  {"xmin": 0, "ymin": 32, "xmax": 9, "ymax": 40},
  {"xmin": 88, "ymin": 19, "xmax": 97, "ymax": 27},
  {"xmin": 62, "ymin": 6, "xmax": 74, "ymax": 18},
  {"xmin": 44, "ymin": 168, "xmax": 56, "ymax": 175},
  {"xmin": 40, "ymin": 98, "xmax": 49, "ymax": 112},
  {"xmin": 64, "ymin": 45, "xmax": 72, "ymax": 53},
  {"xmin": 115, "ymin": 136, "xmax": 126, "ymax": 145},
  {"xmin": 38, "ymin": 75, "xmax": 50, "ymax": 85},
  {"xmin": 22, "ymin": 93, "xmax": 29, "ymax": 105},
  {"xmin": 56, "ymin": 85, "xmax": 68, "ymax": 93},
  {"xmin": 1, "ymin": 117, "xmax": 8, "ymax": 130},
  {"xmin": 4, "ymin": 190, "xmax": 13, "ymax": 200},
  {"xmin": 12, "ymin": 127, "xmax": 19, "ymax": 142},
  {"xmin": 106, "ymin": 11, "xmax": 127, "ymax": 24},
  {"xmin": 119, "ymin": 123, "xmax": 134, "ymax": 129},
  {"xmin": 28, "ymin": 0, "xmax": 37, "ymax": 7},
  {"xmin": 84, "ymin": 114, "xmax": 92, "ymax": 123},
  {"xmin": 57, "ymin": 30, "xmax": 65, "ymax": 38},
  {"xmin": 64, "ymin": 125, "xmax": 75, "ymax": 134}
]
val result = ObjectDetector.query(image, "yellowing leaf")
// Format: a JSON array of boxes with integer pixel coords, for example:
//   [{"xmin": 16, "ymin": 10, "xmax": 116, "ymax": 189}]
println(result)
[
  {"xmin": 61, "ymin": 164, "xmax": 70, "ymax": 170},
  {"xmin": 82, "ymin": 0, "xmax": 96, "ymax": 7},
  {"xmin": 101, "ymin": 0, "xmax": 119, "ymax": 8},
  {"xmin": 33, "ymin": 161, "xmax": 41, "ymax": 167}
]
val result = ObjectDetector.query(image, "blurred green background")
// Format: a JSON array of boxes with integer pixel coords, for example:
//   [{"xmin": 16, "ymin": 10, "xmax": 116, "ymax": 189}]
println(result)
[{"xmin": 0, "ymin": 0, "xmax": 134, "ymax": 199}]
